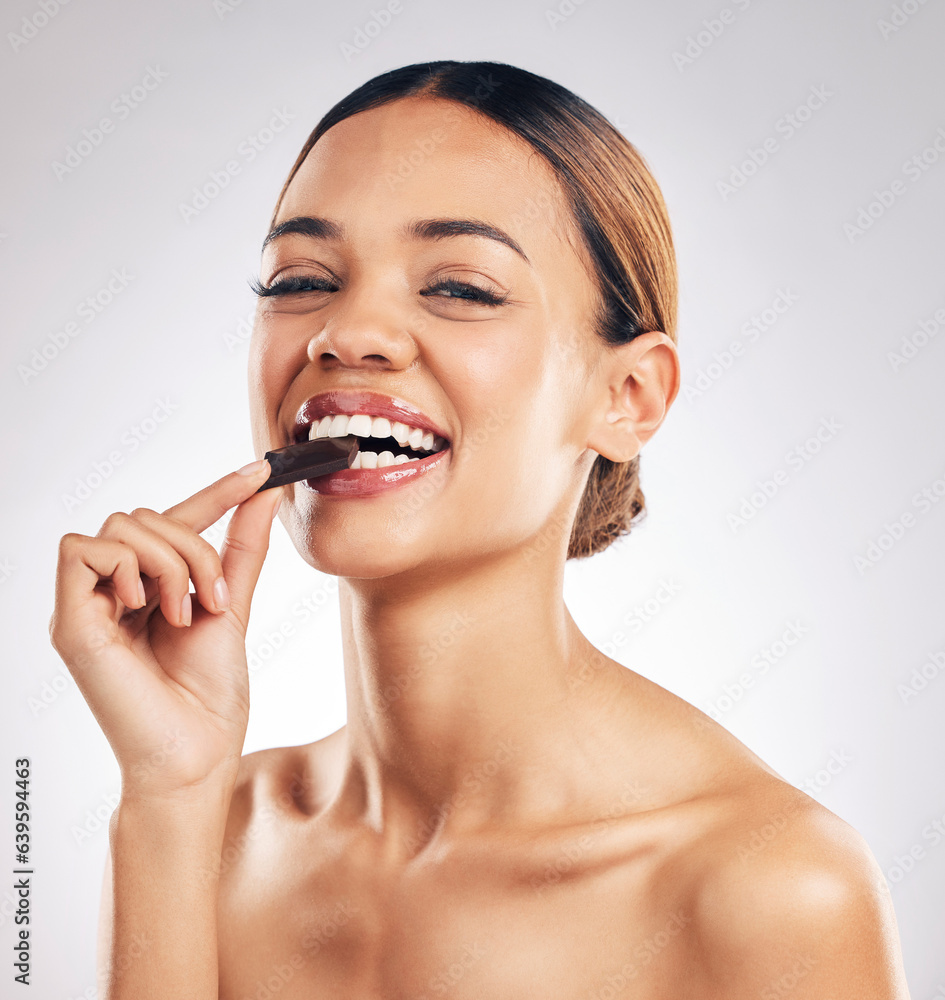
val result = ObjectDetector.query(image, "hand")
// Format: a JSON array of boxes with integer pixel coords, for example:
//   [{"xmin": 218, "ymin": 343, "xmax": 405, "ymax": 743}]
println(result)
[{"xmin": 49, "ymin": 459, "xmax": 282, "ymax": 798}]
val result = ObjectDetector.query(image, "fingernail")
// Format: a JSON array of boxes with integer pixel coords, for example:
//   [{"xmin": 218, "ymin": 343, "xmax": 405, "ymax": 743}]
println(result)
[
  {"xmin": 213, "ymin": 576, "xmax": 230, "ymax": 611},
  {"xmin": 237, "ymin": 458, "xmax": 268, "ymax": 476},
  {"xmin": 180, "ymin": 593, "xmax": 192, "ymax": 626},
  {"xmin": 271, "ymin": 494, "xmax": 284, "ymax": 520},
  {"xmin": 136, "ymin": 579, "xmax": 147, "ymax": 607}
]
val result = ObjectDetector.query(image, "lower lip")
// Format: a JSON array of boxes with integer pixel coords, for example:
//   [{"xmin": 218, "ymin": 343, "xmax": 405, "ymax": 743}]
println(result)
[{"xmin": 299, "ymin": 447, "xmax": 451, "ymax": 496}]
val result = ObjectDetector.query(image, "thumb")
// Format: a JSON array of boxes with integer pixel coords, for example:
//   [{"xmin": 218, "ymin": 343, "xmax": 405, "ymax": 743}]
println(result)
[{"xmin": 218, "ymin": 487, "xmax": 282, "ymax": 633}]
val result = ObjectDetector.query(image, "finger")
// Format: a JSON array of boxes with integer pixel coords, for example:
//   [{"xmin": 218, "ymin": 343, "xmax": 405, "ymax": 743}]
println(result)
[
  {"xmin": 50, "ymin": 533, "xmax": 147, "ymax": 659},
  {"xmin": 96, "ymin": 513, "xmax": 198, "ymax": 628},
  {"xmin": 217, "ymin": 486, "xmax": 283, "ymax": 633},
  {"xmin": 161, "ymin": 459, "xmax": 272, "ymax": 535},
  {"xmin": 124, "ymin": 507, "xmax": 230, "ymax": 616}
]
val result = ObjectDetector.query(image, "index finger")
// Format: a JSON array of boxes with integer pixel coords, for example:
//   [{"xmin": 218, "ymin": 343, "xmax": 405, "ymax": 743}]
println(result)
[{"xmin": 161, "ymin": 459, "xmax": 273, "ymax": 533}]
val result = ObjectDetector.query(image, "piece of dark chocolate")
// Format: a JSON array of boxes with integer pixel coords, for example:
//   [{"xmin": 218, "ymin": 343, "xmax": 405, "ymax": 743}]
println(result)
[{"xmin": 255, "ymin": 436, "xmax": 361, "ymax": 491}]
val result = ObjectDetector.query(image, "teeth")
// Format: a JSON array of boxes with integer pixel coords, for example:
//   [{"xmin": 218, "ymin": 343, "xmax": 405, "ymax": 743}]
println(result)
[
  {"xmin": 346, "ymin": 414, "xmax": 372, "ymax": 437},
  {"xmin": 371, "ymin": 416, "xmax": 392, "ymax": 438},
  {"xmin": 328, "ymin": 414, "xmax": 349, "ymax": 437},
  {"xmin": 302, "ymin": 412, "xmax": 449, "ymax": 460},
  {"xmin": 310, "ymin": 416, "xmax": 345, "ymax": 441},
  {"xmin": 352, "ymin": 450, "xmax": 418, "ymax": 469}
]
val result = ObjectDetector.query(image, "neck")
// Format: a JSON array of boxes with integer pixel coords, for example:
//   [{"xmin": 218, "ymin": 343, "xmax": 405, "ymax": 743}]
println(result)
[{"xmin": 332, "ymin": 538, "xmax": 623, "ymax": 855}]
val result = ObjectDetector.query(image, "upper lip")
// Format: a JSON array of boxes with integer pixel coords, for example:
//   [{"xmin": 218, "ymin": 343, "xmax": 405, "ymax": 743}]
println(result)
[{"xmin": 291, "ymin": 390, "xmax": 451, "ymax": 444}]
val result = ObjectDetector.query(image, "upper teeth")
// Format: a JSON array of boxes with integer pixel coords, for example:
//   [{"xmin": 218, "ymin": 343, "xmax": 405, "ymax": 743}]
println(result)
[{"xmin": 305, "ymin": 413, "xmax": 447, "ymax": 468}]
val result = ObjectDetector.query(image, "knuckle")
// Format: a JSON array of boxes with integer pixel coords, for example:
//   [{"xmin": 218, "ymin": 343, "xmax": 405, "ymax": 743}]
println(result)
[
  {"xmin": 159, "ymin": 556, "xmax": 191, "ymax": 587},
  {"xmin": 194, "ymin": 539, "xmax": 224, "ymax": 576},
  {"xmin": 222, "ymin": 533, "xmax": 255, "ymax": 556},
  {"xmin": 58, "ymin": 531, "xmax": 84, "ymax": 552},
  {"xmin": 49, "ymin": 631, "xmax": 68, "ymax": 659},
  {"xmin": 129, "ymin": 506, "xmax": 157, "ymax": 520},
  {"xmin": 48, "ymin": 613, "xmax": 77, "ymax": 656},
  {"xmin": 100, "ymin": 511, "xmax": 130, "ymax": 533}
]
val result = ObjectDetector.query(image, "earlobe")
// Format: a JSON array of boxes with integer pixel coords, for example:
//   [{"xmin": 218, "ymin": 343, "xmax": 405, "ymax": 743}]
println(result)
[{"xmin": 585, "ymin": 331, "xmax": 680, "ymax": 463}]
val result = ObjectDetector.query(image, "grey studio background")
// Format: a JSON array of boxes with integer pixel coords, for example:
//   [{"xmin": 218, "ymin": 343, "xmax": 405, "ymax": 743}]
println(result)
[{"xmin": 1, "ymin": 0, "xmax": 943, "ymax": 995}]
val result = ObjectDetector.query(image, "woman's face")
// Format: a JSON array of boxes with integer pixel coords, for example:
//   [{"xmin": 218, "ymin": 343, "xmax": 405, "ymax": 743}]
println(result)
[{"xmin": 248, "ymin": 95, "xmax": 608, "ymax": 579}]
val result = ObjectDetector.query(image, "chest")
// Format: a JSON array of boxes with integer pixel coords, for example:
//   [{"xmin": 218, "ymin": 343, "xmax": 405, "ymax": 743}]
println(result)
[{"xmin": 216, "ymin": 815, "xmax": 694, "ymax": 998}]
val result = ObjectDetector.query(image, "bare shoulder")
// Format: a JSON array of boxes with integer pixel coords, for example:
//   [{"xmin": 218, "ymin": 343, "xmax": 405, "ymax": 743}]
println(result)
[
  {"xmin": 600, "ymin": 668, "xmax": 909, "ymax": 995},
  {"xmin": 688, "ymin": 772, "xmax": 910, "ymax": 997},
  {"xmin": 225, "ymin": 728, "xmax": 346, "ymax": 837}
]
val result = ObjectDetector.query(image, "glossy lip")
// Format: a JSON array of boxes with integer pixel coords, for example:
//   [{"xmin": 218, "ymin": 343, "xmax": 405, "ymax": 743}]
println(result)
[
  {"xmin": 288, "ymin": 389, "xmax": 452, "ymax": 498},
  {"xmin": 292, "ymin": 389, "xmax": 451, "ymax": 445},
  {"xmin": 300, "ymin": 447, "xmax": 451, "ymax": 496}
]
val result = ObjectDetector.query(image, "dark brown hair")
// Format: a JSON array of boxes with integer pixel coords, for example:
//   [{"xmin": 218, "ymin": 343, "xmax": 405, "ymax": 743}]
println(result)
[{"xmin": 270, "ymin": 60, "xmax": 678, "ymax": 559}]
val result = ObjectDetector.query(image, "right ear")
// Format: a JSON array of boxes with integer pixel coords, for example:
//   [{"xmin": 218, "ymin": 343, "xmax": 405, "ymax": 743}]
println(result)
[{"xmin": 585, "ymin": 331, "xmax": 680, "ymax": 463}]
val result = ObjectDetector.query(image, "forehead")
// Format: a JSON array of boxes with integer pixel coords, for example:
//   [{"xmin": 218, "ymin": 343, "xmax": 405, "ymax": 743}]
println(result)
[{"xmin": 275, "ymin": 96, "xmax": 584, "ymax": 262}]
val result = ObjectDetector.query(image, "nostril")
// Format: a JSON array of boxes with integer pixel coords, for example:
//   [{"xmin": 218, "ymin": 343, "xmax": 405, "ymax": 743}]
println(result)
[{"xmin": 319, "ymin": 353, "xmax": 392, "ymax": 367}]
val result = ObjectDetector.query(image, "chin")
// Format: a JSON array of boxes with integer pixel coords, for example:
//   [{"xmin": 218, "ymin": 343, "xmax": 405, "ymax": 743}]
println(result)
[{"xmin": 288, "ymin": 525, "xmax": 431, "ymax": 581}]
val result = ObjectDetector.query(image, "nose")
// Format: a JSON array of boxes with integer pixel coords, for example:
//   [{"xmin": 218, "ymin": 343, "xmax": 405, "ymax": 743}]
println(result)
[{"xmin": 307, "ymin": 287, "xmax": 420, "ymax": 373}]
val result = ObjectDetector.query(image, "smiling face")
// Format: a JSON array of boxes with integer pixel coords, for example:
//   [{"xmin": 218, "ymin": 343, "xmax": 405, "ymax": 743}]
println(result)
[{"xmin": 248, "ymin": 95, "xmax": 609, "ymax": 578}]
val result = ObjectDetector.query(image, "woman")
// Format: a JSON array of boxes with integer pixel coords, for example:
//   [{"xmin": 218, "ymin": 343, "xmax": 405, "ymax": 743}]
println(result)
[{"xmin": 50, "ymin": 61, "xmax": 910, "ymax": 998}]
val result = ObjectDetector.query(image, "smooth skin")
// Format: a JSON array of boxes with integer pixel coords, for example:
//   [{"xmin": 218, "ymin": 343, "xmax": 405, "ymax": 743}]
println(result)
[
  {"xmin": 51, "ymin": 95, "xmax": 911, "ymax": 998},
  {"xmin": 50, "ymin": 460, "xmax": 283, "ymax": 998}
]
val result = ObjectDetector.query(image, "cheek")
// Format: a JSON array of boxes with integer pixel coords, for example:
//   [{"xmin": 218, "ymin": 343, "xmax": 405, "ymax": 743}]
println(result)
[
  {"xmin": 446, "ymin": 332, "xmax": 579, "ymax": 515},
  {"xmin": 247, "ymin": 322, "xmax": 301, "ymax": 450},
  {"xmin": 440, "ymin": 333, "xmax": 533, "ymax": 456}
]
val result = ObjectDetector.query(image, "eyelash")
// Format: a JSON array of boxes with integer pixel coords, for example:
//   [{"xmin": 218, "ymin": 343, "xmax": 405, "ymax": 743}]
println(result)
[
  {"xmin": 249, "ymin": 274, "xmax": 508, "ymax": 307},
  {"xmin": 249, "ymin": 275, "xmax": 337, "ymax": 297}
]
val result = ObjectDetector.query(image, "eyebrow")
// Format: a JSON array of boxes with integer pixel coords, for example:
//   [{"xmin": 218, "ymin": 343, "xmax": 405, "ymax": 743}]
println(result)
[
  {"xmin": 262, "ymin": 215, "xmax": 530, "ymax": 264},
  {"xmin": 261, "ymin": 216, "xmax": 341, "ymax": 251},
  {"xmin": 408, "ymin": 218, "xmax": 529, "ymax": 264}
]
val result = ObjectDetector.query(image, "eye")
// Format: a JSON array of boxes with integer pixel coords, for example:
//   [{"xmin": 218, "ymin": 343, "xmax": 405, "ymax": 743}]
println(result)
[
  {"xmin": 420, "ymin": 279, "xmax": 508, "ymax": 307},
  {"xmin": 249, "ymin": 274, "xmax": 339, "ymax": 297}
]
